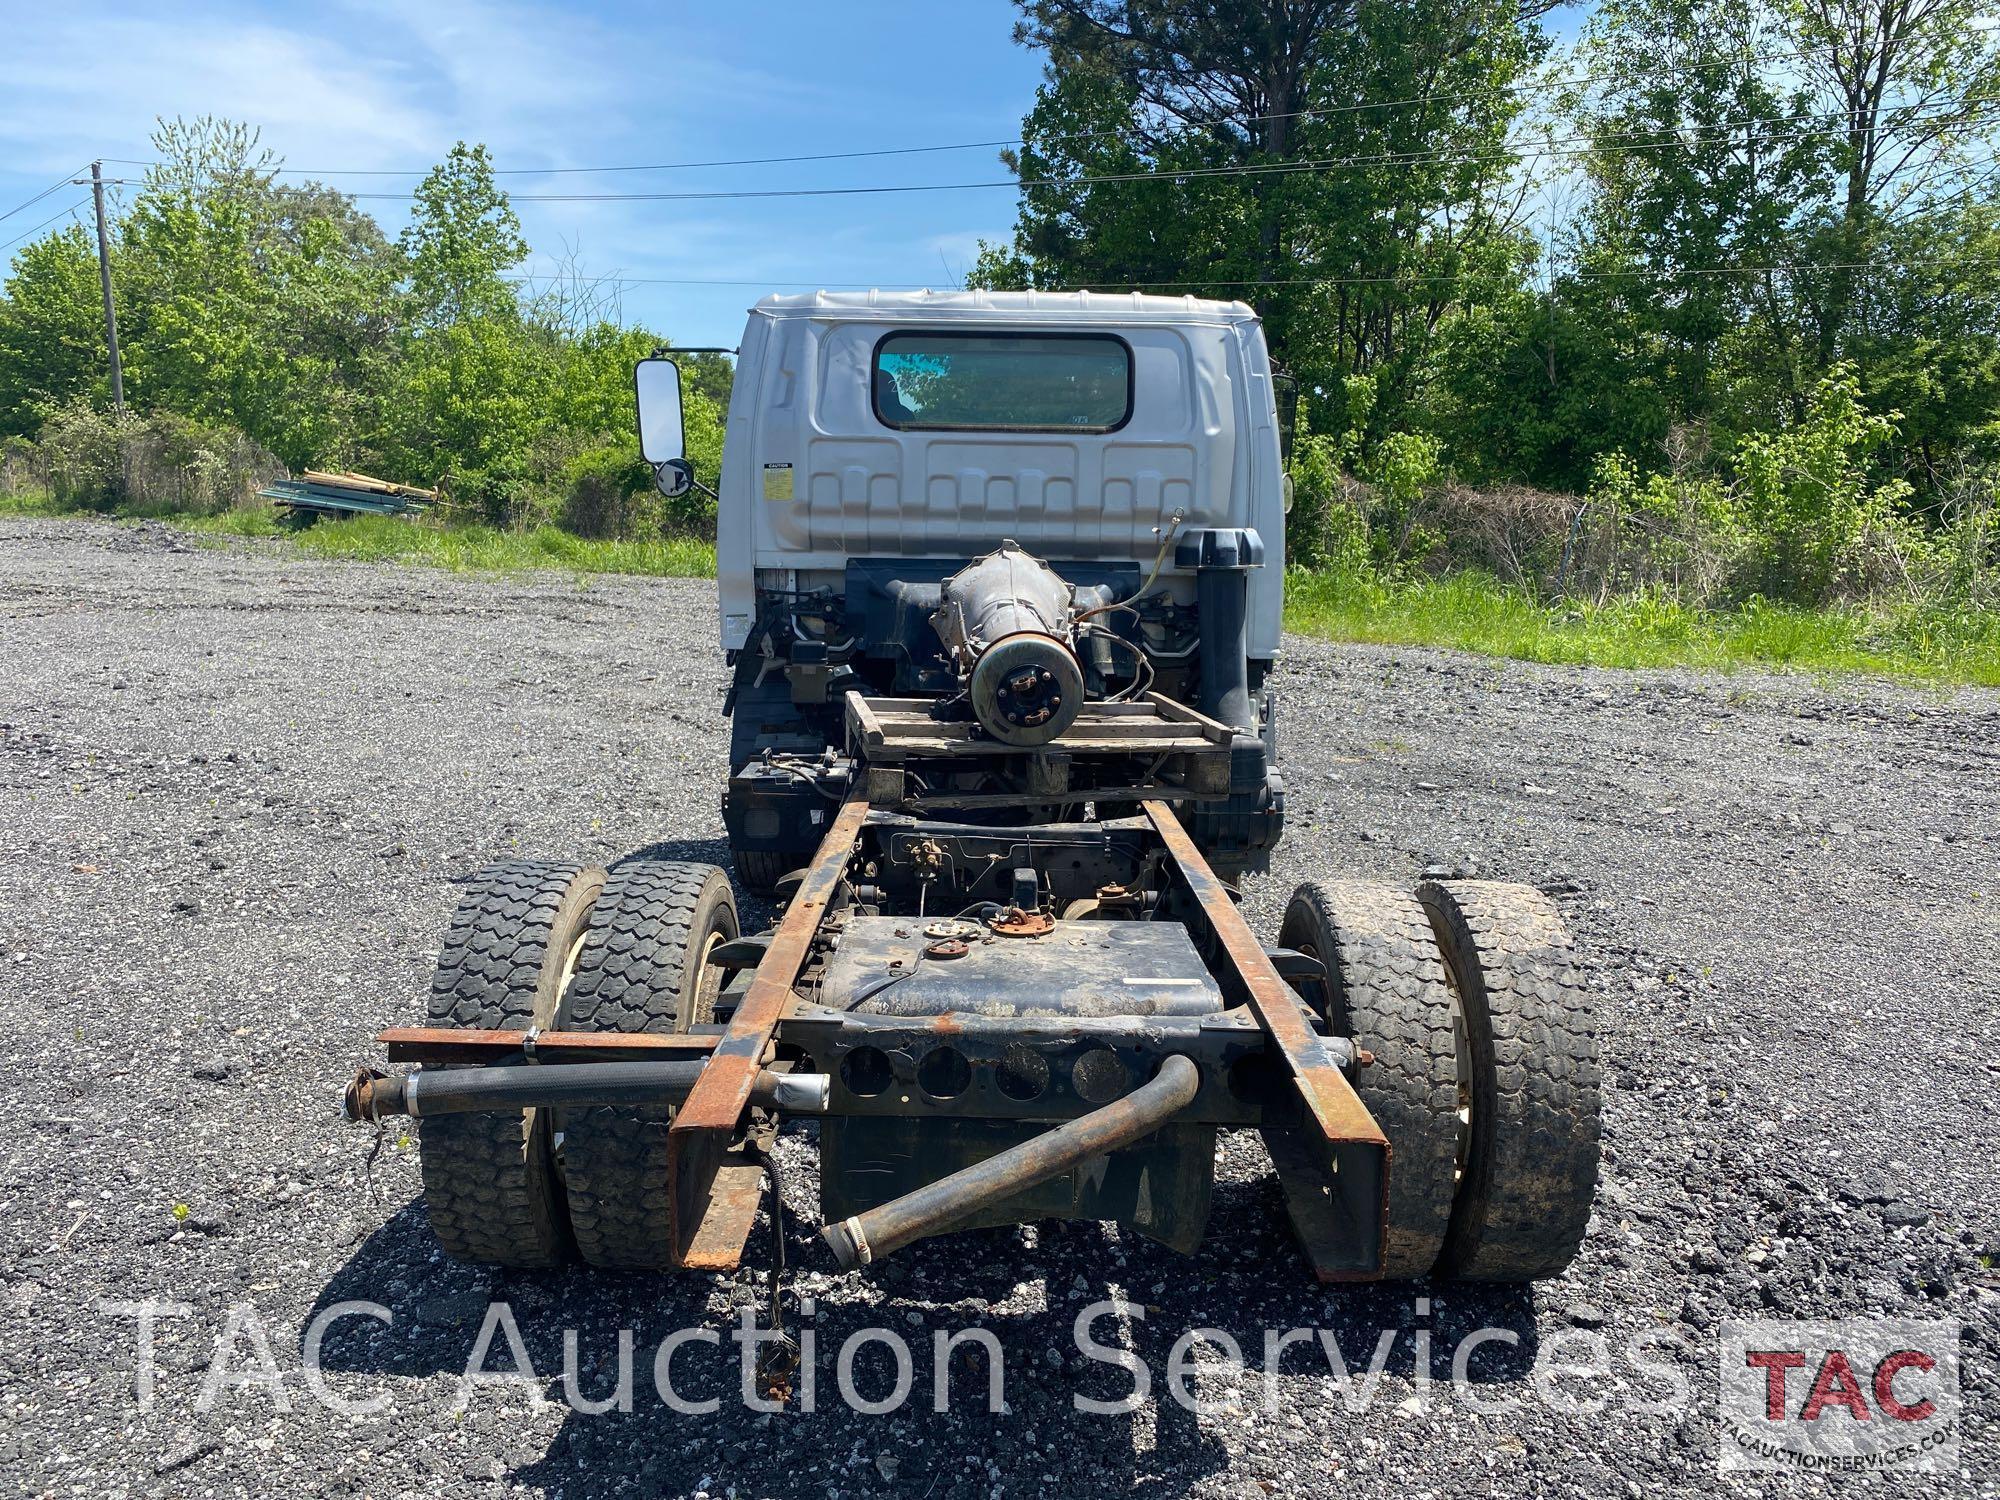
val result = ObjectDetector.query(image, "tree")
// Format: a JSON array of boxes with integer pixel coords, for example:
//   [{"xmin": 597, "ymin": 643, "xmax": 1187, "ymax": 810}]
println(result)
[
  {"xmin": 0, "ymin": 225, "xmax": 106, "ymax": 434},
  {"xmin": 400, "ymin": 144, "xmax": 528, "ymax": 329},
  {"xmin": 1839, "ymin": 197, "xmax": 2000, "ymax": 489},
  {"xmin": 1428, "ymin": 0, "xmax": 2000, "ymax": 497},
  {"xmin": 992, "ymin": 0, "xmax": 1552, "ymax": 422},
  {"xmin": 1790, "ymin": 0, "xmax": 2000, "ymax": 358},
  {"xmin": 1570, "ymin": 0, "xmax": 2000, "ymax": 410},
  {"xmin": 87, "ymin": 116, "xmax": 399, "ymax": 466}
]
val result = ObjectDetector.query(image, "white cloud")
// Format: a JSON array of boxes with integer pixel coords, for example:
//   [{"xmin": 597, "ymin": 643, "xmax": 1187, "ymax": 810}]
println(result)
[
  {"xmin": 0, "ymin": 0, "xmax": 1043, "ymax": 340},
  {"xmin": 0, "ymin": 10, "xmax": 437, "ymax": 175}
]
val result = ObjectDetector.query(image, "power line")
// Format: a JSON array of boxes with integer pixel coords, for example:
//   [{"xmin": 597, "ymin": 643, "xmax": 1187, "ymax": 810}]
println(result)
[
  {"xmin": 90, "ymin": 34, "xmax": 1923, "ymax": 182},
  {"xmin": 506, "ymin": 254, "xmax": 2000, "ymax": 294},
  {"xmin": 21, "ymin": 86, "xmax": 1993, "ymax": 282},
  {"xmin": 70, "ymin": 55, "xmax": 1997, "ymax": 224},
  {"xmin": 310, "ymin": 100, "xmax": 2000, "ymax": 206},
  {"xmin": 0, "ymin": 165, "xmax": 87, "ymax": 226},
  {"xmin": 103, "ymin": 140, "xmax": 1029, "ymax": 179},
  {"xmin": 508, "ymin": 275, "xmax": 928, "ymax": 287},
  {"xmin": 0, "ymin": 198, "xmax": 88, "ymax": 255}
]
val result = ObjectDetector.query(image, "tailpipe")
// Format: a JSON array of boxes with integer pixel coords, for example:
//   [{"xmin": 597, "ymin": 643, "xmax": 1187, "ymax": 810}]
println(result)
[{"xmin": 821, "ymin": 1054, "xmax": 1201, "ymax": 1269}]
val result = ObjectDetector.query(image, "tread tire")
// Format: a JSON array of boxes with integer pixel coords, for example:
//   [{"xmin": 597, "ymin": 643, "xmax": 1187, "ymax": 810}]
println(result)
[
  {"xmin": 1419, "ymin": 880, "xmax": 1601, "ymax": 1282},
  {"xmin": 560, "ymin": 861, "xmax": 738, "ymax": 1269},
  {"xmin": 732, "ymin": 848, "xmax": 792, "ymax": 896},
  {"xmin": 420, "ymin": 860, "xmax": 604, "ymax": 1268},
  {"xmin": 1279, "ymin": 880, "xmax": 1461, "ymax": 1279}
]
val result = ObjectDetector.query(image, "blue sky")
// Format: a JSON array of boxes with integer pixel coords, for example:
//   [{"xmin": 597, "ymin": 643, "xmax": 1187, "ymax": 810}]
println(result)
[{"xmin": 0, "ymin": 0, "xmax": 1046, "ymax": 346}]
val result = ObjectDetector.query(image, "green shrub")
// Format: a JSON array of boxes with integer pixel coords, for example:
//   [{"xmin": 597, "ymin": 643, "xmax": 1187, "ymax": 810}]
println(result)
[
  {"xmin": 0, "ymin": 434, "xmax": 44, "ymax": 497},
  {"xmin": 1284, "ymin": 380, "xmax": 1371, "ymax": 567},
  {"xmin": 557, "ymin": 439, "xmax": 654, "ymax": 540},
  {"xmin": 1366, "ymin": 430, "xmax": 1444, "ymax": 565},
  {"xmin": 1736, "ymin": 363, "xmax": 1917, "ymax": 603},
  {"xmin": 28, "ymin": 401, "xmax": 280, "ymax": 514}
]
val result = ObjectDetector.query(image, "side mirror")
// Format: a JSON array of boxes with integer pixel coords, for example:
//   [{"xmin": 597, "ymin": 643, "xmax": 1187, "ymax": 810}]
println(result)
[
  {"xmin": 634, "ymin": 358, "xmax": 687, "ymax": 494},
  {"xmin": 1272, "ymin": 370, "xmax": 1300, "ymax": 472}
]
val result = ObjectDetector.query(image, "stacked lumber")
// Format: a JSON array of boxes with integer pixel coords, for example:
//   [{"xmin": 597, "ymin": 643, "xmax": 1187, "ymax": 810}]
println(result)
[
  {"xmin": 259, "ymin": 469, "xmax": 437, "ymax": 519},
  {"xmin": 301, "ymin": 470, "xmax": 437, "ymax": 501}
]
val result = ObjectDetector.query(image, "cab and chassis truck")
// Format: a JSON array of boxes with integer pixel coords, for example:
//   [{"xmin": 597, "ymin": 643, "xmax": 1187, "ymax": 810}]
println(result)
[{"xmin": 344, "ymin": 291, "xmax": 1602, "ymax": 1301}]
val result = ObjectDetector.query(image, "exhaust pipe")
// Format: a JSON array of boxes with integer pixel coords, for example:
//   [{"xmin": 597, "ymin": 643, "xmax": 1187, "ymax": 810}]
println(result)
[{"xmin": 822, "ymin": 1054, "xmax": 1201, "ymax": 1269}]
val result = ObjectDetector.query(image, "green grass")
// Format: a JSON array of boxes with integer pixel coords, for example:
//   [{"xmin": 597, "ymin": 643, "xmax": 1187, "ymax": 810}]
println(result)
[
  {"xmin": 0, "ymin": 488, "xmax": 714, "ymax": 578},
  {"xmin": 186, "ymin": 509, "xmax": 717, "ymax": 578},
  {"xmin": 1283, "ymin": 568, "xmax": 2000, "ymax": 687},
  {"xmin": 0, "ymin": 487, "xmax": 68, "ymax": 517},
  {"xmin": 5, "ymin": 488, "xmax": 1993, "ymax": 683}
]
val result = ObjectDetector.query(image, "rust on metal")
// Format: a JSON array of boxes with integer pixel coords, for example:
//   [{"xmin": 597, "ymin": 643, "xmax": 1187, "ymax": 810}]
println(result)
[
  {"xmin": 1141, "ymin": 799, "xmax": 1390, "ymax": 1280},
  {"xmin": 680, "ymin": 1152, "xmax": 770, "ymax": 1271},
  {"xmin": 377, "ymin": 1026, "xmax": 717, "ymax": 1066},
  {"xmin": 823, "ymin": 1054, "xmax": 1203, "ymax": 1269},
  {"xmin": 345, "ymin": 1068, "xmax": 397, "ymax": 1121},
  {"xmin": 924, "ymin": 937, "xmax": 970, "ymax": 960},
  {"xmin": 988, "ymin": 907, "xmax": 1055, "ymax": 937},
  {"xmin": 666, "ymin": 791, "xmax": 873, "ymax": 1267}
]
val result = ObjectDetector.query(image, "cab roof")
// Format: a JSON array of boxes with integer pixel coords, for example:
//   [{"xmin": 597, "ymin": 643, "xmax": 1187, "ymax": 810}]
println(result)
[{"xmin": 751, "ymin": 288, "xmax": 1260, "ymax": 324}]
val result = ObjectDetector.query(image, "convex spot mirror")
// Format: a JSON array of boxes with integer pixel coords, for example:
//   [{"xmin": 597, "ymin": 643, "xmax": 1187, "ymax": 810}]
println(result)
[{"xmin": 634, "ymin": 357, "xmax": 691, "ymax": 497}]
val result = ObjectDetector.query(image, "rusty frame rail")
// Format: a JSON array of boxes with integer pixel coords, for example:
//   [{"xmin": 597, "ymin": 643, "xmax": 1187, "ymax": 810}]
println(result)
[
  {"xmin": 1141, "ymin": 799, "xmax": 1390, "ymax": 1280},
  {"xmin": 374, "ymin": 793, "xmax": 1383, "ymax": 1276},
  {"xmin": 665, "ymin": 791, "xmax": 873, "ymax": 1268}
]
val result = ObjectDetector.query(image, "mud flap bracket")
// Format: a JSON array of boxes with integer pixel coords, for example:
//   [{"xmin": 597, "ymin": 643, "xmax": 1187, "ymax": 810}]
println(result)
[{"xmin": 1141, "ymin": 799, "xmax": 1390, "ymax": 1280}]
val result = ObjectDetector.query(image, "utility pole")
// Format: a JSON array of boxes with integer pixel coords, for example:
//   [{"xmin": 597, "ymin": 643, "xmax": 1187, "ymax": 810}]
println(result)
[{"xmin": 87, "ymin": 161, "xmax": 124, "ymax": 412}]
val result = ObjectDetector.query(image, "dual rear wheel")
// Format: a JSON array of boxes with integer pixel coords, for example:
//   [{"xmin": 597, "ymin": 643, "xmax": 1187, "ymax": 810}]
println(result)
[
  {"xmin": 418, "ymin": 858, "xmax": 738, "ymax": 1270},
  {"xmin": 1278, "ymin": 878, "xmax": 1601, "ymax": 1282},
  {"xmin": 417, "ymin": 863, "xmax": 1598, "ymax": 1282}
]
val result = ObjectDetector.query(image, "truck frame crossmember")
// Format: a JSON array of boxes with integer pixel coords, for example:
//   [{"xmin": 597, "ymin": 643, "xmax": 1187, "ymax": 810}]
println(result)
[
  {"xmin": 347, "ymin": 293, "xmax": 1599, "ymax": 1292},
  {"xmin": 361, "ymin": 794, "xmax": 1391, "ymax": 1281}
]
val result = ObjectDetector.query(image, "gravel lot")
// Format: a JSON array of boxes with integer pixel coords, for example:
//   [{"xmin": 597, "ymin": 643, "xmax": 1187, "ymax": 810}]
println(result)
[{"xmin": 1, "ymin": 514, "xmax": 1994, "ymax": 1499}]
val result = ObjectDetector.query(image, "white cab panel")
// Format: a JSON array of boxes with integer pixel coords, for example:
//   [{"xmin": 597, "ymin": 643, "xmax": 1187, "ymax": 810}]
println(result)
[{"xmin": 715, "ymin": 290, "xmax": 1284, "ymax": 658}]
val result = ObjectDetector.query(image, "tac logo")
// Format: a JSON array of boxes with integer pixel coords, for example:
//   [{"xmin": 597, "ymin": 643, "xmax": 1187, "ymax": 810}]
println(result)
[{"xmin": 1718, "ymin": 1319, "xmax": 1960, "ymax": 1473}]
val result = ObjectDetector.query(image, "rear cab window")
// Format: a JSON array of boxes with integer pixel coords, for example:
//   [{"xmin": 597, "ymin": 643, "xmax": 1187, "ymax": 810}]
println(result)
[{"xmin": 872, "ymin": 331, "xmax": 1133, "ymax": 432}]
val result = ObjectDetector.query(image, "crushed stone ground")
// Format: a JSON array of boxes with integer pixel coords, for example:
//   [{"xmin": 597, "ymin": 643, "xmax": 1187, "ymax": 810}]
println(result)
[{"xmin": 0, "ymin": 516, "xmax": 1993, "ymax": 1498}]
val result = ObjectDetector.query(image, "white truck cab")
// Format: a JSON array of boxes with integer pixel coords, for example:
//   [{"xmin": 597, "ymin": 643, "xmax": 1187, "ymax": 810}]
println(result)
[
  {"xmin": 635, "ymin": 290, "xmax": 1290, "ymax": 889},
  {"xmin": 705, "ymin": 291, "xmax": 1286, "ymax": 658}
]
